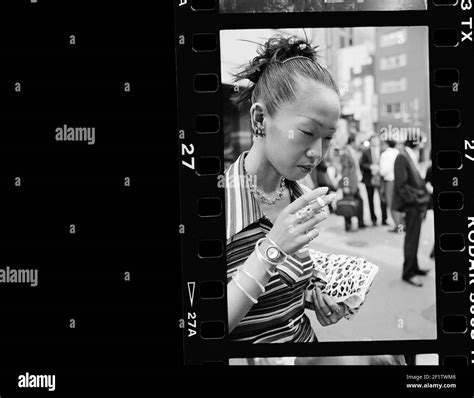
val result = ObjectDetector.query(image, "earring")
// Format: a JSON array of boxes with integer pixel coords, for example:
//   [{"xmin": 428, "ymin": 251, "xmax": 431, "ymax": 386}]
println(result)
[{"xmin": 255, "ymin": 125, "xmax": 265, "ymax": 138}]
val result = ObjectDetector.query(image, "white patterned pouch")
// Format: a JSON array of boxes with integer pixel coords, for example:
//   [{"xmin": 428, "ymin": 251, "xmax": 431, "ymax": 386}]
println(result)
[{"xmin": 305, "ymin": 249, "xmax": 379, "ymax": 320}]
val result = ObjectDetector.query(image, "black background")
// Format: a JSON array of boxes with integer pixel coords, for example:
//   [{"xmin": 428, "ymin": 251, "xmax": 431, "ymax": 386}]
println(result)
[{"xmin": 0, "ymin": 0, "xmax": 182, "ymax": 394}]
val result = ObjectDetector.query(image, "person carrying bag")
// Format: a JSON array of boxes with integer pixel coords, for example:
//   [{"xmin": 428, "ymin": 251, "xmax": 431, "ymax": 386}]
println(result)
[{"xmin": 336, "ymin": 135, "xmax": 366, "ymax": 231}]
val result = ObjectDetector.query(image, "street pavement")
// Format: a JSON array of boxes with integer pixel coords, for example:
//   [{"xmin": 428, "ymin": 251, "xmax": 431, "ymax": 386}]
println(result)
[{"xmin": 306, "ymin": 194, "xmax": 437, "ymax": 342}]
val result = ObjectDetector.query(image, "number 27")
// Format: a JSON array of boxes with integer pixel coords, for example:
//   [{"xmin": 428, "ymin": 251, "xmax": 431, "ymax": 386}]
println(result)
[{"xmin": 181, "ymin": 143, "xmax": 195, "ymax": 170}]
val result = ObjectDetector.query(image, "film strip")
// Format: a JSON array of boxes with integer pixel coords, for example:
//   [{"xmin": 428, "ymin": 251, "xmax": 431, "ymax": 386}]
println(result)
[{"xmin": 175, "ymin": 0, "xmax": 473, "ymax": 373}]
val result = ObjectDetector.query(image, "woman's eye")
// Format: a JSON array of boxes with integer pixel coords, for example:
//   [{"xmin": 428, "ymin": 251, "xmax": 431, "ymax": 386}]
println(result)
[{"xmin": 299, "ymin": 130, "xmax": 313, "ymax": 137}]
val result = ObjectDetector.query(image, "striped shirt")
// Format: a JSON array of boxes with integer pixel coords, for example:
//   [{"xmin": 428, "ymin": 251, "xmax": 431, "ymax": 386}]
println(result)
[{"xmin": 225, "ymin": 151, "xmax": 317, "ymax": 344}]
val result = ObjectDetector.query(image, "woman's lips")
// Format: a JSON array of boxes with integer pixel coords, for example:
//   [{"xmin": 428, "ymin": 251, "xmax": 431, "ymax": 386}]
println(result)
[{"xmin": 298, "ymin": 165, "xmax": 313, "ymax": 173}]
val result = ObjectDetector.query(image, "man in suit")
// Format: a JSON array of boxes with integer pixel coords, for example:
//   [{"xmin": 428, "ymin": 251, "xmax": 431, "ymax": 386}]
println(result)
[
  {"xmin": 339, "ymin": 134, "xmax": 366, "ymax": 232},
  {"xmin": 393, "ymin": 135, "xmax": 430, "ymax": 287},
  {"xmin": 360, "ymin": 135, "xmax": 388, "ymax": 226}
]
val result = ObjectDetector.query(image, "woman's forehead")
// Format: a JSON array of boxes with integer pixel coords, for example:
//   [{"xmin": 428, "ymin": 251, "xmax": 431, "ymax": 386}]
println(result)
[{"xmin": 282, "ymin": 80, "xmax": 340, "ymax": 125}]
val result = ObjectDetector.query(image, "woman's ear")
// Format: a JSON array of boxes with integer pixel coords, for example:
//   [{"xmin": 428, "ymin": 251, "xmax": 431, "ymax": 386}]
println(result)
[{"xmin": 250, "ymin": 102, "xmax": 266, "ymax": 133}]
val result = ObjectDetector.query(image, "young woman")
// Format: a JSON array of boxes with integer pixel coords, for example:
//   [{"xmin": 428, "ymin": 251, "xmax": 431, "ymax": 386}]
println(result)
[{"xmin": 225, "ymin": 35, "xmax": 345, "ymax": 343}]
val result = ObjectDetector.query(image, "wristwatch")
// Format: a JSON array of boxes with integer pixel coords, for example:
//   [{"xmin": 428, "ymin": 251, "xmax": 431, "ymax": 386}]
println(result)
[{"xmin": 263, "ymin": 241, "xmax": 287, "ymax": 265}]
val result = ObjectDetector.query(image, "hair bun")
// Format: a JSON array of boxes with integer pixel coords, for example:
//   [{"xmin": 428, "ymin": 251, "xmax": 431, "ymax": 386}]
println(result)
[
  {"xmin": 235, "ymin": 35, "xmax": 318, "ymax": 84},
  {"xmin": 231, "ymin": 34, "xmax": 333, "ymax": 110}
]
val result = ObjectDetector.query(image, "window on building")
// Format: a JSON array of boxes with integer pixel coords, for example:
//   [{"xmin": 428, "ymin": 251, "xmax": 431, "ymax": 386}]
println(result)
[
  {"xmin": 382, "ymin": 102, "xmax": 404, "ymax": 119},
  {"xmin": 380, "ymin": 53, "xmax": 407, "ymax": 70},
  {"xmin": 380, "ymin": 29, "xmax": 407, "ymax": 47},
  {"xmin": 380, "ymin": 78, "xmax": 407, "ymax": 94}
]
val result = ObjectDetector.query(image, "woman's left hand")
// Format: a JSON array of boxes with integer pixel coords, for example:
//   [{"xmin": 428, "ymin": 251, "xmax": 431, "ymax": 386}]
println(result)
[{"xmin": 310, "ymin": 285, "xmax": 345, "ymax": 327}]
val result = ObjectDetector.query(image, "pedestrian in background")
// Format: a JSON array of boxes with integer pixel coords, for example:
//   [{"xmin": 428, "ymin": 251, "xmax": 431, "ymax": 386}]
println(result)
[
  {"xmin": 393, "ymin": 135, "xmax": 430, "ymax": 287},
  {"xmin": 308, "ymin": 160, "xmax": 337, "ymax": 192},
  {"xmin": 379, "ymin": 139, "xmax": 402, "ymax": 232},
  {"xmin": 360, "ymin": 135, "xmax": 387, "ymax": 227},
  {"xmin": 339, "ymin": 134, "xmax": 366, "ymax": 232}
]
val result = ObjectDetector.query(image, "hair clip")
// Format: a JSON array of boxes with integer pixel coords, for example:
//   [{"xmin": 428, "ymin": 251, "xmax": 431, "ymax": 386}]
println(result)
[
  {"xmin": 282, "ymin": 55, "xmax": 312, "ymax": 64},
  {"xmin": 298, "ymin": 43, "xmax": 307, "ymax": 51}
]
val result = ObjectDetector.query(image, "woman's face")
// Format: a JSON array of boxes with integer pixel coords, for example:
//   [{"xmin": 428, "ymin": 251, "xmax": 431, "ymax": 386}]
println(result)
[{"xmin": 261, "ymin": 78, "xmax": 341, "ymax": 181}]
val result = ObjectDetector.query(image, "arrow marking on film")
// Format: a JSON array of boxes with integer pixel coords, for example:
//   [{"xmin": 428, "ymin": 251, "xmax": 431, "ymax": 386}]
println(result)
[{"xmin": 187, "ymin": 282, "xmax": 196, "ymax": 307}]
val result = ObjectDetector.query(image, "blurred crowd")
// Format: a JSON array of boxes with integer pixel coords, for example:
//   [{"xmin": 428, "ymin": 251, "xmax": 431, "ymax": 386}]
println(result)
[
  {"xmin": 301, "ymin": 132, "xmax": 433, "ymax": 287},
  {"xmin": 302, "ymin": 134, "xmax": 431, "ymax": 230}
]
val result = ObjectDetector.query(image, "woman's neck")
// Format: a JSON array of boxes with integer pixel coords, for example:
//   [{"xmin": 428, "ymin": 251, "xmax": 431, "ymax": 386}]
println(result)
[{"xmin": 244, "ymin": 144, "xmax": 283, "ymax": 193}]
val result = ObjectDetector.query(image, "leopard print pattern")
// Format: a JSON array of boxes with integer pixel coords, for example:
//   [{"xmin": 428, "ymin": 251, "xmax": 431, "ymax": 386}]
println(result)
[{"xmin": 306, "ymin": 249, "xmax": 379, "ymax": 320}]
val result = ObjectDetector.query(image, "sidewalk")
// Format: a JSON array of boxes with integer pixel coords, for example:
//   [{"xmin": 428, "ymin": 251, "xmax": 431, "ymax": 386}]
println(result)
[{"xmin": 306, "ymin": 208, "xmax": 437, "ymax": 342}]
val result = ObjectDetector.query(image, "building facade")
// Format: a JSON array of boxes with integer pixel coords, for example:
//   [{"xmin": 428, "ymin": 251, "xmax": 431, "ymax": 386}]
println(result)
[{"xmin": 374, "ymin": 27, "xmax": 431, "ymax": 159}]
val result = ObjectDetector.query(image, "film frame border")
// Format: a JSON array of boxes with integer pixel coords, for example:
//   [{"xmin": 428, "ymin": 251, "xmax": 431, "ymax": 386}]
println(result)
[
  {"xmin": 175, "ymin": 0, "xmax": 474, "ymax": 367},
  {"xmin": 218, "ymin": 0, "xmax": 430, "ymax": 13}
]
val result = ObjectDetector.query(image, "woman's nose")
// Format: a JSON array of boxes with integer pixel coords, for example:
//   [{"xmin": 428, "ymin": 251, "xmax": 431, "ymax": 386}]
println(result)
[{"xmin": 306, "ymin": 139, "xmax": 322, "ymax": 159}]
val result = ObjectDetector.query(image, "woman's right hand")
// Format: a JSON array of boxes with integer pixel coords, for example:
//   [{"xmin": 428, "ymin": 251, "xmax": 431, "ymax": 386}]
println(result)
[{"xmin": 266, "ymin": 187, "xmax": 336, "ymax": 255}]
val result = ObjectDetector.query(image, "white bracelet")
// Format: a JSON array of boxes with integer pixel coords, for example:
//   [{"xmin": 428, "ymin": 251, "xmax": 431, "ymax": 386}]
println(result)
[
  {"xmin": 233, "ymin": 274, "xmax": 258, "ymax": 304},
  {"xmin": 239, "ymin": 269, "xmax": 265, "ymax": 293}
]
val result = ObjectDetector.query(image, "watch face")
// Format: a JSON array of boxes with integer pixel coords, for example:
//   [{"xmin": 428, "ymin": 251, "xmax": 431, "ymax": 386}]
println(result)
[{"xmin": 266, "ymin": 247, "xmax": 280, "ymax": 260}]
